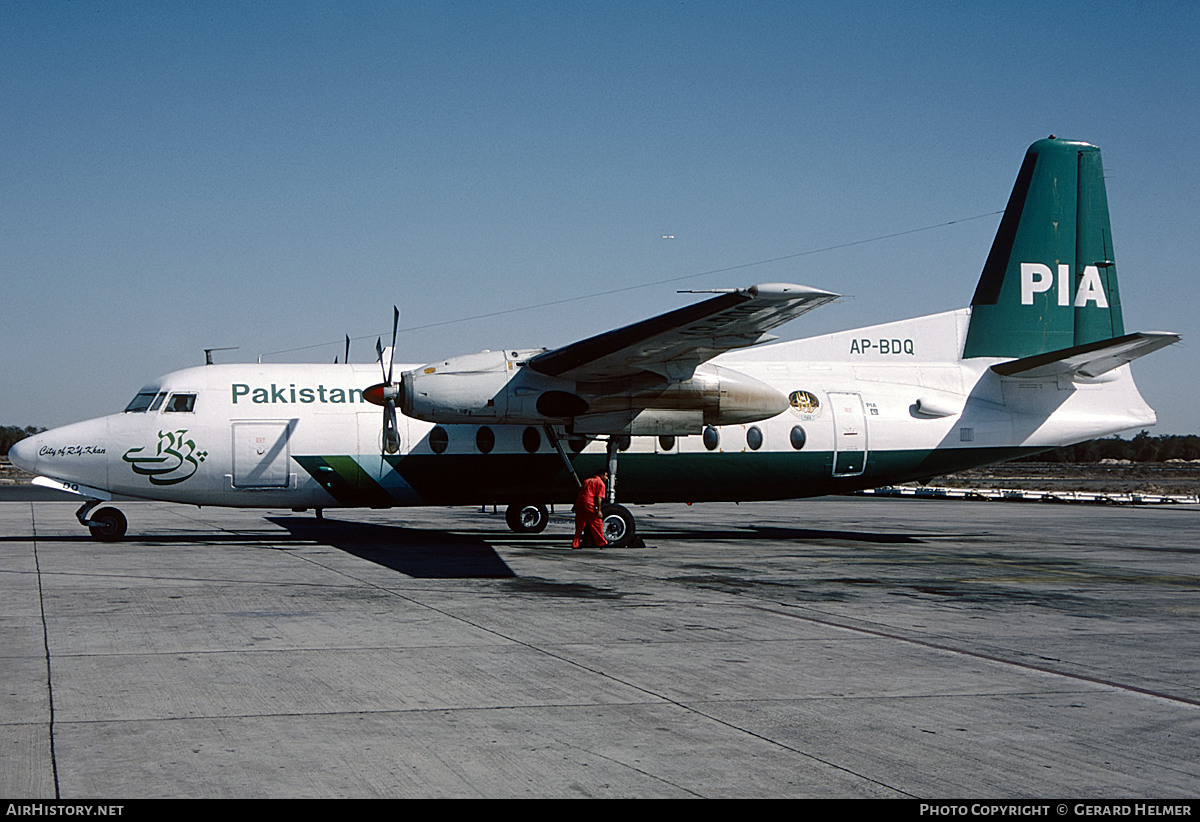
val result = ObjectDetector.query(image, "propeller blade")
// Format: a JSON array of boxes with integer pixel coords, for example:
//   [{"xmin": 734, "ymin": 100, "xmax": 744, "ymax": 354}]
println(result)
[
  {"xmin": 386, "ymin": 306, "xmax": 399, "ymax": 384},
  {"xmin": 383, "ymin": 399, "xmax": 400, "ymax": 455},
  {"xmin": 344, "ymin": 335, "xmax": 351, "ymax": 365}
]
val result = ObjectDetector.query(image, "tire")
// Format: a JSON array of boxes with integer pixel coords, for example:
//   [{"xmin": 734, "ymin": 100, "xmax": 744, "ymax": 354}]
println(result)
[
  {"xmin": 88, "ymin": 507, "xmax": 128, "ymax": 542},
  {"xmin": 601, "ymin": 503, "xmax": 636, "ymax": 548},
  {"xmin": 505, "ymin": 503, "xmax": 549, "ymax": 534}
]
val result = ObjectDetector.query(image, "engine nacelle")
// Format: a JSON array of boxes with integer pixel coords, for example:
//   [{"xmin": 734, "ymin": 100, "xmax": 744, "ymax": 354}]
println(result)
[
  {"xmin": 572, "ymin": 364, "xmax": 789, "ymax": 433},
  {"xmin": 398, "ymin": 349, "xmax": 788, "ymax": 434},
  {"xmin": 401, "ymin": 349, "xmax": 577, "ymax": 423}
]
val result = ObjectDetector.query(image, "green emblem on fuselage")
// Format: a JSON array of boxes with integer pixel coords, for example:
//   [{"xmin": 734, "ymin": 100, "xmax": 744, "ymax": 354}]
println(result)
[{"xmin": 123, "ymin": 429, "xmax": 208, "ymax": 485}]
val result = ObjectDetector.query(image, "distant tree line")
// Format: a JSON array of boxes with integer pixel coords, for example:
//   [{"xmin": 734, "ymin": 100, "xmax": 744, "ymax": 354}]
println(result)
[
  {"xmin": 1, "ymin": 426, "xmax": 45, "ymax": 457},
  {"xmin": 1017, "ymin": 431, "xmax": 1200, "ymax": 463}
]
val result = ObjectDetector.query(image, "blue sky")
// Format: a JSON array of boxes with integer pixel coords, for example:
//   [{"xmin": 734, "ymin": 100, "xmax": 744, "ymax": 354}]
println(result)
[{"xmin": 3, "ymin": 1, "xmax": 1197, "ymax": 433}]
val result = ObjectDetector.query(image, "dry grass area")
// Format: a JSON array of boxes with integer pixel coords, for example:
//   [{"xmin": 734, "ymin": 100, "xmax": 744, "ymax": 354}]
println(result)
[
  {"xmin": 933, "ymin": 461, "xmax": 1200, "ymax": 497},
  {"xmin": 0, "ymin": 457, "xmax": 30, "ymax": 486}
]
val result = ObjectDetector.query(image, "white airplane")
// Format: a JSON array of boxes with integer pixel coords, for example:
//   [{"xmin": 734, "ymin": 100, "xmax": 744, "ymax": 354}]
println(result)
[{"xmin": 10, "ymin": 137, "xmax": 1179, "ymax": 544}]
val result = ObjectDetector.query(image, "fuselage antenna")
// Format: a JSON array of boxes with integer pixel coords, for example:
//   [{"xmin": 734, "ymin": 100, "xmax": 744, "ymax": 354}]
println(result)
[{"xmin": 204, "ymin": 347, "xmax": 238, "ymax": 365}]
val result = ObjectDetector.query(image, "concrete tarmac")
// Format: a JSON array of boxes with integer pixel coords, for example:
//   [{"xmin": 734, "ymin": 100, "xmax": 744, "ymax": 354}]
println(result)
[{"xmin": 1, "ymin": 494, "xmax": 1198, "ymax": 798}]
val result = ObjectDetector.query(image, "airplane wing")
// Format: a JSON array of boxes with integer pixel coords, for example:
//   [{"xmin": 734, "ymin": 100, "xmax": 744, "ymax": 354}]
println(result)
[{"xmin": 528, "ymin": 283, "xmax": 839, "ymax": 382}]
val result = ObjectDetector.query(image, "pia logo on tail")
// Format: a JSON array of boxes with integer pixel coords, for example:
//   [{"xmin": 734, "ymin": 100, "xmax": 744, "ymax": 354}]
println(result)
[{"xmin": 1020, "ymin": 263, "xmax": 1109, "ymax": 308}]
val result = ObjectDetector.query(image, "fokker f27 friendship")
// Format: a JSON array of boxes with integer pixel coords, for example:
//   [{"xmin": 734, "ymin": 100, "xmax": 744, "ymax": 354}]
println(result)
[{"xmin": 11, "ymin": 138, "xmax": 1179, "ymax": 544}]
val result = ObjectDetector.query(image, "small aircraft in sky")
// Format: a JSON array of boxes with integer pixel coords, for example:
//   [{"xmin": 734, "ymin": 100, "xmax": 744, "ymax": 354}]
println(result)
[{"xmin": 11, "ymin": 137, "xmax": 1178, "ymax": 544}]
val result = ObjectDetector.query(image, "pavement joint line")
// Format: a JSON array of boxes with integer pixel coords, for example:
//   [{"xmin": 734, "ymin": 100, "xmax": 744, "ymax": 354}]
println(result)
[
  {"xmin": 28, "ymin": 500, "xmax": 62, "ymax": 799},
  {"xmin": 743, "ymin": 602, "xmax": 1200, "ymax": 709},
  {"xmin": 556, "ymin": 739, "xmax": 705, "ymax": 798}
]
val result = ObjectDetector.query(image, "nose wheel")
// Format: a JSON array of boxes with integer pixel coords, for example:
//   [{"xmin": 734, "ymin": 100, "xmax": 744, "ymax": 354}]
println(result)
[
  {"xmin": 77, "ymin": 502, "xmax": 128, "ymax": 541},
  {"xmin": 74, "ymin": 496, "xmax": 127, "ymax": 542}
]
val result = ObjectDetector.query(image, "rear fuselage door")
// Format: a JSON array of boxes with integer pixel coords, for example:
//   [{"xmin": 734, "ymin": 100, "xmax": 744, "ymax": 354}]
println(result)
[{"xmin": 829, "ymin": 391, "xmax": 868, "ymax": 477}]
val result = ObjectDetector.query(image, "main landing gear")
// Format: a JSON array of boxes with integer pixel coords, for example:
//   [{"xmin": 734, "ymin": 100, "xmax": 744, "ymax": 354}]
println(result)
[
  {"xmin": 505, "ymin": 502, "xmax": 550, "ymax": 534},
  {"xmin": 502, "ymin": 427, "xmax": 640, "ymax": 548},
  {"xmin": 503, "ymin": 500, "xmax": 637, "ymax": 547},
  {"xmin": 600, "ymin": 502, "xmax": 636, "ymax": 548},
  {"xmin": 598, "ymin": 433, "xmax": 638, "ymax": 548},
  {"xmin": 77, "ymin": 501, "xmax": 128, "ymax": 542}
]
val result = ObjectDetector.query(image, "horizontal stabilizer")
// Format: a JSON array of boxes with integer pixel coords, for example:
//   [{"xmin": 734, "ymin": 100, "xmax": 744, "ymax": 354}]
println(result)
[{"xmin": 990, "ymin": 332, "xmax": 1179, "ymax": 379}]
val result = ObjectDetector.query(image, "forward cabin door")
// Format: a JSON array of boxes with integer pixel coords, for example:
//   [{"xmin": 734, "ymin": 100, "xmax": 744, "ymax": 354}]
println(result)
[
  {"xmin": 231, "ymin": 421, "xmax": 292, "ymax": 488},
  {"xmin": 829, "ymin": 392, "xmax": 868, "ymax": 477}
]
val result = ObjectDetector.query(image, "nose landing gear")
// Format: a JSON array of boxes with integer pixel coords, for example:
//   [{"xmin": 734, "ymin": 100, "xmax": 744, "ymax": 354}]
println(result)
[{"xmin": 76, "ymin": 501, "xmax": 128, "ymax": 542}]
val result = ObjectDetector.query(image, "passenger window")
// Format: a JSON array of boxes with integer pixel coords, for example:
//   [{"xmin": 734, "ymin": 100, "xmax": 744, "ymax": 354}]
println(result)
[
  {"xmin": 164, "ymin": 393, "xmax": 197, "ymax": 413},
  {"xmin": 790, "ymin": 426, "xmax": 807, "ymax": 450}
]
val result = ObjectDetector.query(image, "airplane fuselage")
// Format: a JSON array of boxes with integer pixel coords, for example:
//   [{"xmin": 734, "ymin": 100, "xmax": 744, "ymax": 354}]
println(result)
[{"xmin": 16, "ymin": 308, "xmax": 1155, "ymax": 513}]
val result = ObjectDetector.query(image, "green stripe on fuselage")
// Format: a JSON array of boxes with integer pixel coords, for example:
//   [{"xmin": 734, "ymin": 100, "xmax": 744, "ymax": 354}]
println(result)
[
  {"xmin": 292, "ymin": 455, "xmax": 395, "ymax": 507},
  {"xmin": 297, "ymin": 447, "xmax": 1043, "ymax": 507}
]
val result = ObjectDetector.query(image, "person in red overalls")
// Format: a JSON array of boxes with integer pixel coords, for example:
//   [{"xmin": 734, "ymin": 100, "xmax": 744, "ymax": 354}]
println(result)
[{"xmin": 572, "ymin": 469, "xmax": 609, "ymax": 549}]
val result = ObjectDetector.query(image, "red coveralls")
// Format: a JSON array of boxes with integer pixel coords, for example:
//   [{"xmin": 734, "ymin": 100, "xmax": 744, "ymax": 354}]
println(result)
[{"xmin": 572, "ymin": 475, "xmax": 608, "ymax": 548}]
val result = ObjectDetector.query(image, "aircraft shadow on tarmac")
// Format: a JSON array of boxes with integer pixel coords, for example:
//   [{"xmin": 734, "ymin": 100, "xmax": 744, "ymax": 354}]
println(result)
[
  {"xmin": 266, "ymin": 516, "xmax": 517, "ymax": 579},
  {"xmin": 265, "ymin": 520, "xmax": 928, "ymax": 554},
  {"xmin": 2, "ymin": 514, "xmax": 923, "ymax": 578},
  {"xmin": 461, "ymin": 523, "xmax": 928, "ymax": 546},
  {"xmin": 673, "ymin": 525, "xmax": 926, "ymax": 544},
  {"xmin": 266, "ymin": 518, "xmax": 926, "ymax": 577},
  {"xmin": 0, "ymin": 517, "xmax": 514, "ymax": 579}
]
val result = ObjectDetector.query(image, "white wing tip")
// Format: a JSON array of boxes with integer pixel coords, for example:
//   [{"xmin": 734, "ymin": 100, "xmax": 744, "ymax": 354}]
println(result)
[{"xmin": 746, "ymin": 283, "xmax": 840, "ymax": 299}]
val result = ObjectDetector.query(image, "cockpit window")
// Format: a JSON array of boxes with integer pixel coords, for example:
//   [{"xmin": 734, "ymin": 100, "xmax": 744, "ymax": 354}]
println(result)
[
  {"xmin": 148, "ymin": 392, "xmax": 166, "ymax": 412},
  {"xmin": 124, "ymin": 391, "xmax": 160, "ymax": 413},
  {"xmin": 163, "ymin": 393, "xmax": 197, "ymax": 413}
]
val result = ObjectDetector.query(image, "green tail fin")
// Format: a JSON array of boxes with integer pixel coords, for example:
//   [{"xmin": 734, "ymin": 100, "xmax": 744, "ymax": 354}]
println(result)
[{"xmin": 962, "ymin": 137, "xmax": 1124, "ymax": 359}]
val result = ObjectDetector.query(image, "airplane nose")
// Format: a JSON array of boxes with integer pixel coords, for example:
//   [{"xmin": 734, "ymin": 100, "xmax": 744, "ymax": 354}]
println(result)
[{"xmin": 8, "ymin": 433, "xmax": 40, "ymax": 474}]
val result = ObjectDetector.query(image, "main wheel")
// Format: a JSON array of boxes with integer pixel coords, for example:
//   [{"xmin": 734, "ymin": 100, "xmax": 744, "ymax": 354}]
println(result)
[
  {"xmin": 87, "ymin": 507, "xmax": 128, "ymax": 542},
  {"xmin": 601, "ymin": 503, "xmax": 636, "ymax": 548},
  {"xmin": 505, "ymin": 503, "xmax": 550, "ymax": 534}
]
